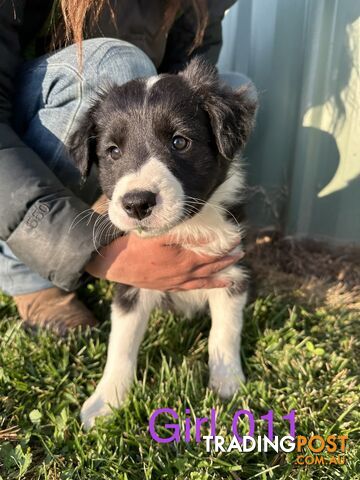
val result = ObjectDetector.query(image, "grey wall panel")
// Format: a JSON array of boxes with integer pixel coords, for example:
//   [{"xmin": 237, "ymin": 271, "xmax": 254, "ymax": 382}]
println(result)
[{"xmin": 219, "ymin": 0, "xmax": 360, "ymax": 244}]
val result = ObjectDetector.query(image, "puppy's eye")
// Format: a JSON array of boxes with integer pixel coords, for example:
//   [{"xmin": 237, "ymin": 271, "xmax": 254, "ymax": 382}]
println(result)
[
  {"xmin": 172, "ymin": 135, "xmax": 189, "ymax": 151},
  {"xmin": 107, "ymin": 146, "xmax": 122, "ymax": 160}
]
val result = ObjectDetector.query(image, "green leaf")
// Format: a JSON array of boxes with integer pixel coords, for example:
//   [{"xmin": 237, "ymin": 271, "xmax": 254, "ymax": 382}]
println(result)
[
  {"xmin": 12, "ymin": 445, "xmax": 32, "ymax": 475},
  {"xmin": 29, "ymin": 409, "xmax": 42, "ymax": 424}
]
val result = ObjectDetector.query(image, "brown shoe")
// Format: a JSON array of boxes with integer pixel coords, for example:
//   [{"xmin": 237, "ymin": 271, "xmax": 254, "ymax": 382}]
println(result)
[{"xmin": 14, "ymin": 287, "xmax": 97, "ymax": 335}]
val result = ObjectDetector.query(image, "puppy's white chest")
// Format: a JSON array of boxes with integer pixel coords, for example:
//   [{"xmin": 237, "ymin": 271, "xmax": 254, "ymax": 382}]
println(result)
[
  {"xmin": 170, "ymin": 203, "xmax": 242, "ymax": 256},
  {"xmin": 166, "ymin": 205, "xmax": 245, "ymax": 318}
]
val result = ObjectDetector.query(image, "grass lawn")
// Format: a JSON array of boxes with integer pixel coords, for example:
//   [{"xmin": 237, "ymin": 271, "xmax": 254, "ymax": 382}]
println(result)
[{"xmin": 0, "ymin": 258, "xmax": 359, "ymax": 479}]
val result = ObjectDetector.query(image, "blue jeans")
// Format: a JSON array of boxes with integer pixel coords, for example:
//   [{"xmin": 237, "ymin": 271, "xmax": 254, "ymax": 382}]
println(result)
[
  {"xmin": 0, "ymin": 37, "xmax": 252, "ymax": 296},
  {"xmin": 0, "ymin": 38, "xmax": 156, "ymax": 296}
]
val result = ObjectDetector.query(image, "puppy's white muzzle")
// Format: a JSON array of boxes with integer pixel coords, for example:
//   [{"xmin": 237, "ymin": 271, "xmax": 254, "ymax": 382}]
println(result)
[{"xmin": 108, "ymin": 158, "xmax": 185, "ymax": 235}]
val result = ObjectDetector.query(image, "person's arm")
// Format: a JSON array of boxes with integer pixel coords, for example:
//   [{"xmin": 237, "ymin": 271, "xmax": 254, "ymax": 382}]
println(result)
[
  {"xmin": 159, "ymin": 0, "xmax": 237, "ymax": 73},
  {"xmin": 0, "ymin": 1, "xmax": 103, "ymax": 291},
  {"xmin": 0, "ymin": 1, "xmax": 241, "ymax": 294}
]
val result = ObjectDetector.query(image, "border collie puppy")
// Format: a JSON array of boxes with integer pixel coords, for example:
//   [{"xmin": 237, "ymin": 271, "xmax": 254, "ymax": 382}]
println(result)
[{"xmin": 69, "ymin": 58, "xmax": 257, "ymax": 429}]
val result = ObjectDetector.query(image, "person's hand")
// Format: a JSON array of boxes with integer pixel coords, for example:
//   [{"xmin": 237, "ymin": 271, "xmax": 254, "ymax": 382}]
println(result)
[{"xmin": 85, "ymin": 233, "xmax": 243, "ymax": 291}]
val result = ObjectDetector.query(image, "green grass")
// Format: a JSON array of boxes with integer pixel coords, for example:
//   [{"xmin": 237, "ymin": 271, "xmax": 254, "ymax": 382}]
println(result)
[{"xmin": 0, "ymin": 281, "xmax": 359, "ymax": 479}]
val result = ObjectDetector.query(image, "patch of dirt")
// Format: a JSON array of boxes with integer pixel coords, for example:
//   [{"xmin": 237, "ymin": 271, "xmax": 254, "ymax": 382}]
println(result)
[{"xmin": 246, "ymin": 228, "xmax": 360, "ymax": 311}]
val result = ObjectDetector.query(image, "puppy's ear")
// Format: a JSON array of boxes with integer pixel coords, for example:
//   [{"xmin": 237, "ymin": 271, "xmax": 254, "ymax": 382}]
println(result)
[
  {"xmin": 181, "ymin": 57, "xmax": 258, "ymax": 159},
  {"xmin": 68, "ymin": 104, "xmax": 98, "ymax": 179}
]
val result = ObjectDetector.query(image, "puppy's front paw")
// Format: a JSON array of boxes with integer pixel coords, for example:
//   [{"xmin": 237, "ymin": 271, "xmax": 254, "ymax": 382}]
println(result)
[
  {"xmin": 80, "ymin": 383, "xmax": 127, "ymax": 430},
  {"xmin": 209, "ymin": 364, "xmax": 245, "ymax": 399},
  {"xmin": 81, "ymin": 393, "xmax": 113, "ymax": 430}
]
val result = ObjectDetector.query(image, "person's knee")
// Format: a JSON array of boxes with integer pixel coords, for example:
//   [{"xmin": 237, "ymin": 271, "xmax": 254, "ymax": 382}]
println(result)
[{"xmin": 82, "ymin": 38, "xmax": 157, "ymax": 85}]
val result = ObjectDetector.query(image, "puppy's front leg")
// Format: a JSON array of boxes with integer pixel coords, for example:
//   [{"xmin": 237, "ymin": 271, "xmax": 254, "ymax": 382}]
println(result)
[
  {"xmin": 81, "ymin": 288, "xmax": 160, "ymax": 429},
  {"xmin": 208, "ymin": 272, "xmax": 247, "ymax": 398}
]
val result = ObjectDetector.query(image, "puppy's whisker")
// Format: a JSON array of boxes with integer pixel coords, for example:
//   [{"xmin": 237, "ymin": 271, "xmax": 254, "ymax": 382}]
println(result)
[
  {"xmin": 92, "ymin": 199, "xmax": 110, "ymax": 211},
  {"xmin": 93, "ymin": 219, "xmax": 107, "ymax": 248},
  {"xmin": 69, "ymin": 209, "xmax": 94, "ymax": 232},
  {"xmin": 102, "ymin": 220, "xmax": 118, "ymax": 243},
  {"xmin": 96, "ymin": 218, "xmax": 112, "ymax": 245},
  {"xmin": 95, "ymin": 217, "xmax": 114, "ymax": 247},
  {"xmin": 182, "ymin": 206, "xmax": 198, "ymax": 217},
  {"xmin": 182, "ymin": 203, "xmax": 200, "ymax": 215},
  {"xmin": 105, "ymin": 224, "xmax": 119, "ymax": 244},
  {"xmin": 183, "ymin": 196, "xmax": 242, "ymax": 231},
  {"xmin": 92, "ymin": 214, "xmax": 111, "ymax": 254}
]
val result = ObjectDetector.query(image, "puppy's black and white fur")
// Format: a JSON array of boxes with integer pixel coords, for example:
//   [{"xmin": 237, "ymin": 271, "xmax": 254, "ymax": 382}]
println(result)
[{"xmin": 69, "ymin": 58, "xmax": 257, "ymax": 429}]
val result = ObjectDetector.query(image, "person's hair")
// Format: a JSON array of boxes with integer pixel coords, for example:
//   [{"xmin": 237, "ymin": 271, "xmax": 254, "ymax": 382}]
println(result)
[{"xmin": 58, "ymin": 0, "xmax": 208, "ymax": 54}]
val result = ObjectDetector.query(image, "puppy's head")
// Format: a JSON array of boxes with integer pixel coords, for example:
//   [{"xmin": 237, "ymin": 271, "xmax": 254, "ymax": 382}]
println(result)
[{"xmin": 69, "ymin": 58, "xmax": 257, "ymax": 235}]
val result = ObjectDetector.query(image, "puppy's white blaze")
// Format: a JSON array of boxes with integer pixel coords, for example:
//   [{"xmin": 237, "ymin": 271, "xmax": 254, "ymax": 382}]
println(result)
[
  {"xmin": 146, "ymin": 76, "xmax": 161, "ymax": 90},
  {"xmin": 108, "ymin": 157, "xmax": 184, "ymax": 233}
]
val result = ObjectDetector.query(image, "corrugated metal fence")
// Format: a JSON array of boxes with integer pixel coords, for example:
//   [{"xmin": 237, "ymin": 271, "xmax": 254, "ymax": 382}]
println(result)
[{"xmin": 218, "ymin": 0, "xmax": 360, "ymax": 244}]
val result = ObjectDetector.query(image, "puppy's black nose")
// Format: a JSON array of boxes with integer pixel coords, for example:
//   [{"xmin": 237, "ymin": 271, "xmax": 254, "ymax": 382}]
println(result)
[{"xmin": 122, "ymin": 190, "xmax": 157, "ymax": 220}]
